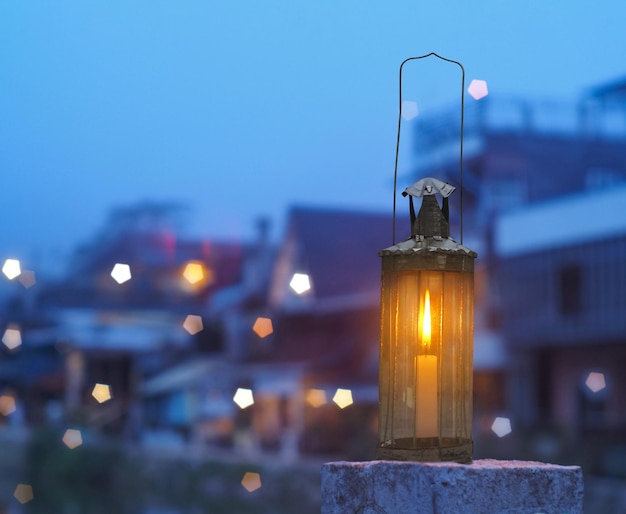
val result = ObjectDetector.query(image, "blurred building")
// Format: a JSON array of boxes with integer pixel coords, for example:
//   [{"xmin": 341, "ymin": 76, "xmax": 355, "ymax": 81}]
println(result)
[
  {"xmin": 410, "ymin": 76, "xmax": 626, "ymax": 465},
  {"xmin": 1, "ymin": 202, "xmax": 243, "ymax": 435},
  {"xmin": 494, "ymin": 186, "xmax": 626, "ymax": 474}
]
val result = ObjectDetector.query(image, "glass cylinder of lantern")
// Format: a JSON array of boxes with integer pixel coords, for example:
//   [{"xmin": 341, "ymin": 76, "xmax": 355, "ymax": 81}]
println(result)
[{"xmin": 376, "ymin": 179, "xmax": 477, "ymax": 463}]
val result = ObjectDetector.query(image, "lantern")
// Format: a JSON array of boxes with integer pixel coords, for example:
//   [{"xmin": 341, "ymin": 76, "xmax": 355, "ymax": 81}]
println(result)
[{"xmin": 376, "ymin": 177, "xmax": 477, "ymax": 463}]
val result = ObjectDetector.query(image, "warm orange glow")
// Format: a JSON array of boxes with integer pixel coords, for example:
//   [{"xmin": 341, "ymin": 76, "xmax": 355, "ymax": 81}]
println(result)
[
  {"xmin": 241, "ymin": 471, "xmax": 262, "ymax": 492},
  {"xmin": 306, "ymin": 388, "xmax": 327, "ymax": 408},
  {"xmin": 0, "ymin": 394, "xmax": 16, "ymax": 415},
  {"xmin": 91, "ymin": 383, "xmax": 112, "ymax": 403},
  {"xmin": 252, "ymin": 317, "xmax": 273, "ymax": 338},
  {"xmin": 422, "ymin": 290, "xmax": 431, "ymax": 347},
  {"xmin": 182, "ymin": 261, "xmax": 206, "ymax": 284}
]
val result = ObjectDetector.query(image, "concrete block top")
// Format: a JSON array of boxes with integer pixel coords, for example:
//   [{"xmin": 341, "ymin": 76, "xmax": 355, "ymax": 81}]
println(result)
[{"xmin": 321, "ymin": 459, "xmax": 583, "ymax": 514}]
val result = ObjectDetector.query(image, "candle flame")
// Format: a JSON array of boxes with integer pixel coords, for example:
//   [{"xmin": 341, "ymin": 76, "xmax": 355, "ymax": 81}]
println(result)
[{"xmin": 422, "ymin": 290, "xmax": 431, "ymax": 347}]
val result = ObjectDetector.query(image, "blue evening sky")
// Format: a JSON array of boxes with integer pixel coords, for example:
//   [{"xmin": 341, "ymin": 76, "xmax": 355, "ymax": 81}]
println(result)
[{"xmin": 1, "ymin": 0, "xmax": 625, "ymax": 273}]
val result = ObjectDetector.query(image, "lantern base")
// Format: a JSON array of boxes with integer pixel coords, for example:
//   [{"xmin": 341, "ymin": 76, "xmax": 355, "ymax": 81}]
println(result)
[{"xmin": 375, "ymin": 437, "xmax": 472, "ymax": 463}]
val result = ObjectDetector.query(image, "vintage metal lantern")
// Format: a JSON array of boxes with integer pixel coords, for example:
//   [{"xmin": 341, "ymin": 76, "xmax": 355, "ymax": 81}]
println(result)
[{"xmin": 376, "ymin": 177, "xmax": 477, "ymax": 463}]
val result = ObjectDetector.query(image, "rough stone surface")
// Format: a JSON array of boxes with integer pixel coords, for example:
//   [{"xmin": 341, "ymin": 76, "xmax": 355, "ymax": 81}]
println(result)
[{"xmin": 321, "ymin": 459, "xmax": 583, "ymax": 514}]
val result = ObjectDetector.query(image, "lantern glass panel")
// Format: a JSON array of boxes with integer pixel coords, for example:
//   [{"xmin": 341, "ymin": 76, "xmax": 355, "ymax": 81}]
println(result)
[{"xmin": 378, "ymin": 267, "xmax": 474, "ymax": 462}]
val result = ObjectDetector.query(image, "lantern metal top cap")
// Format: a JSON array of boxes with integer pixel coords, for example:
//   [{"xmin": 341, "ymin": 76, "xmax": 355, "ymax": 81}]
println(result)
[{"xmin": 402, "ymin": 178, "xmax": 455, "ymax": 199}]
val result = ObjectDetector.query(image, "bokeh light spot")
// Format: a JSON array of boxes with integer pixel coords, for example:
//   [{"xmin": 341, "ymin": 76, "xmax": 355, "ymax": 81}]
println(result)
[
  {"xmin": 233, "ymin": 388, "xmax": 254, "ymax": 409},
  {"xmin": 13, "ymin": 484, "xmax": 34, "ymax": 504},
  {"xmin": 182, "ymin": 314, "xmax": 204, "ymax": 335},
  {"xmin": 2, "ymin": 259, "xmax": 22, "ymax": 280},
  {"xmin": 306, "ymin": 389, "xmax": 327, "ymax": 408},
  {"xmin": 91, "ymin": 383, "xmax": 112, "ymax": 403},
  {"xmin": 468, "ymin": 79, "xmax": 489, "ymax": 100},
  {"xmin": 491, "ymin": 416, "xmax": 512, "ymax": 438},
  {"xmin": 252, "ymin": 317, "xmax": 273, "ymax": 338},
  {"xmin": 0, "ymin": 394, "xmax": 16, "ymax": 416},
  {"xmin": 585, "ymin": 371, "xmax": 606, "ymax": 393},
  {"xmin": 18, "ymin": 270, "xmax": 36, "ymax": 288},
  {"xmin": 62, "ymin": 428, "xmax": 83, "ymax": 449},
  {"xmin": 182, "ymin": 261, "xmax": 207, "ymax": 285},
  {"xmin": 2, "ymin": 258, "xmax": 21, "ymax": 280},
  {"xmin": 241, "ymin": 472, "xmax": 262, "ymax": 493},
  {"xmin": 333, "ymin": 388, "xmax": 353, "ymax": 409},
  {"xmin": 2, "ymin": 326, "xmax": 22, "ymax": 350},
  {"xmin": 110, "ymin": 263, "xmax": 132, "ymax": 284},
  {"xmin": 401, "ymin": 100, "xmax": 419, "ymax": 120},
  {"xmin": 289, "ymin": 273, "xmax": 311, "ymax": 295}
]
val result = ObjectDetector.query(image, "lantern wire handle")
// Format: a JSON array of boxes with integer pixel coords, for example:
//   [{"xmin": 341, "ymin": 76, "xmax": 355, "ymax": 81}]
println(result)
[{"xmin": 392, "ymin": 52, "xmax": 465, "ymax": 245}]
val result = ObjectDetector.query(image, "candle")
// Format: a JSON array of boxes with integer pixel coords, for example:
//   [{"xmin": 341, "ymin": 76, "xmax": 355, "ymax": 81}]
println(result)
[
  {"xmin": 417, "ymin": 355, "xmax": 438, "ymax": 437},
  {"xmin": 417, "ymin": 290, "xmax": 438, "ymax": 437}
]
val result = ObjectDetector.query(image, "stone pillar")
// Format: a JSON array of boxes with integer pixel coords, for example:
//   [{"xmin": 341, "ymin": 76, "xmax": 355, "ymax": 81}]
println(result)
[{"xmin": 321, "ymin": 459, "xmax": 583, "ymax": 514}]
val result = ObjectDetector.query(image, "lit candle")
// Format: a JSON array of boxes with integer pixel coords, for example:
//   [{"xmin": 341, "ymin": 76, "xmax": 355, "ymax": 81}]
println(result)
[{"xmin": 417, "ymin": 290, "xmax": 438, "ymax": 437}]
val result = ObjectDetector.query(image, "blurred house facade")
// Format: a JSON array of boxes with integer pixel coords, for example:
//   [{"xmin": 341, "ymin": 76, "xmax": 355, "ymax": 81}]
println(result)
[
  {"xmin": 410, "ymin": 76, "xmax": 626, "ymax": 464},
  {"xmin": 1, "ymin": 202, "xmax": 243, "ymax": 436},
  {"xmin": 494, "ymin": 187, "xmax": 626, "ymax": 473}
]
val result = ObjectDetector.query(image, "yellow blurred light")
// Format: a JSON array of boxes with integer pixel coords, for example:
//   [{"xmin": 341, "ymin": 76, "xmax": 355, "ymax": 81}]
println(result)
[
  {"xmin": 233, "ymin": 388, "xmax": 254, "ymax": 409},
  {"xmin": 13, "ymin": 483, "xmax": 34, "ymax": 504},
  {"xmin": 252, "ymin": 317, "xmax": 273, "ymax": 338},
  {"xmin": 0, "ymin": 394, "xmax": 16, "ymax": 415},
  {"xmin": 18, "ymin": 269, "xmax": 36, "ymax": 288},
  {"xmin": 91, "ymin": 383, "xmax": 112, "ymax": 403},
  {"xmin": 182, "ymin": 314, "xmax": 204, "ymax": 335},
  {"xmin": 289, "ymin": 273, "xmax": 311, "ymax": 295},
  {"xmin": 467, "ymin": 79, "xmax": 489, "ymax": 100},
  {"xmin": 110, "ymin": 263, "xmax": 132, "ymax": 284},
  {"xmin": 333, "ymin": 388, "xmax": 353, "ymax": 409},
  {"xmin": 585, "ymin": 371, "xmax": 606, "ymax": 393},
  {"xmin": 62, "ymin": 428, "xmax": 83, "ymax": 449},
  {"xmin": 2, "ymin": 258, "xmax": 21, "ymax": 280},
  {"xmin": 241, "ymin": 471, "xmax": 262, "ymax": 492},
  {"xmin": 182, "ymin": 261, "xmax": 206, "ymax": 285},
  {"xmin": 306, "ymin": 389, "xmax": 327, "ymax": 408},
  {"xmin": 2, "ymin": 326, "xmax": 22, "ymax": 350}
]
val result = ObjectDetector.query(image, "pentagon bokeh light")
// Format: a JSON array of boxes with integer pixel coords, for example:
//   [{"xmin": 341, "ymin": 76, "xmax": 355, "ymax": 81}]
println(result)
[
  {"xmin": 182, "ymin": 261, "xmax": 207, "ymax": 285},
  {"xmin": 332, "ymin": 388, "xmax": 353, "ymax": 409},
  {"xmin": 18, "ymin": 269, "xmax": 36, "ymax": 288},
  {"xmin": 2, "ymin": 258, "xmax": 21, "ymax": 280},
  {"xmin": 110, "ymin": 263, "xmax": 132, "ymax": 284},
  {"xmin": 252, "ymin": 317, "xmax": 273, "ymax": 338},
  {"xmin": 62, "ymin": 428, "xmax": 83, "ymax": 449},
  {"xmin": 401, "ymin": 100, "xmax": 419, "ymax": 120},
  {"xmin": 183, "ymin": 314, "xmax": 204, "ymax": 335},
  {"xmin": 491, "ymin": 416, "xmax": 512, "ymax": 438},
  {"xmin": 467, "ymin": 79, "xmax": 489, "ymax": 100},
  {"xmin": 13, "ymin": 484, "xmax": 34, "ymax": 504},
  {"xmin": 233, "ymin": 388, "xmax": 254, "ymax": 409},
  {"xmin": 584, "ymin": 371, "xmax": 606, "ymax": 393},
  {"xmin": 2, "ymin": 326, "xmax": 22, "ymax": 350},
  {"xmin": 91, "ymin": 383, "xmax": 112, "ymax": 403},
  {"xmin": 289, "ymin": 273, "xmax": 311, "ymax": 295},
  {"xmin": 241, "ymin": 471, "xmax": 262, "ymax": 493}
]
